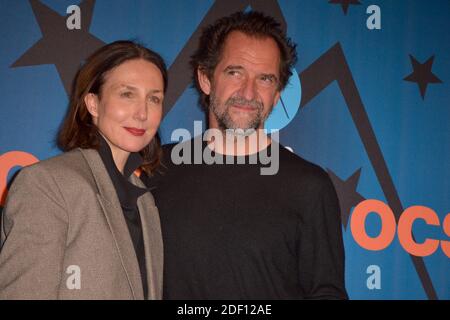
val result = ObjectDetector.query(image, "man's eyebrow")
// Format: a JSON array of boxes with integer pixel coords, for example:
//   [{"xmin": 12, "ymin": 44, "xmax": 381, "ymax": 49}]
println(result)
[
  {"xmin": 223, "ymin": 65, "xmax": 244, "ymax": 72},
  {"xmin": 223, "ymin": 66, "xmax": 278, "ymax": 81},
  {"xmin": 146, "ymin": 89, "xmax": 163, "ymax": 94}
]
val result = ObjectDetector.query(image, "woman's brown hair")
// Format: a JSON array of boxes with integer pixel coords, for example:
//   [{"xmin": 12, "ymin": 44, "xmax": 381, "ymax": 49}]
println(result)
[{"xmin": 58, "ymin": 40, "xmax": 167, "ymax": 175}]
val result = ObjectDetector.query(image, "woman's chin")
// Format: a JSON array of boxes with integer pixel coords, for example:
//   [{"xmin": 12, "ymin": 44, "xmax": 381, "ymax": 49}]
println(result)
[
  {"xmin": 117, "ymin": 140, "xmax": 150, "ymax": 153},
  {"xmin": 126, "ymin": 145, "xmax": 148, "ymax": 153}
]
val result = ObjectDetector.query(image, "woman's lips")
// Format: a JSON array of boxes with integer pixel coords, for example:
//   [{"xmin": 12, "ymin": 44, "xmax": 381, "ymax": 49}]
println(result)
[{"xmin": 124, "ymin": 127, "xmax": 146, "ymax": 136}]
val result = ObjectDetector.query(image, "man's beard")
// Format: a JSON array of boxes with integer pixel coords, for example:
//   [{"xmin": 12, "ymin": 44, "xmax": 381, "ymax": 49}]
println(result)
[{"xmin": 209, "ymin": 90, "xmax": 269, "ymax": 132}]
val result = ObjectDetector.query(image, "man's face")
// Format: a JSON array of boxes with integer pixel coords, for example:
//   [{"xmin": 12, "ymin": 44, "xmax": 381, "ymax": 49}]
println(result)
[{"xmin": 198, "ymin": 31, "xmax": 281, "ymax": 131}]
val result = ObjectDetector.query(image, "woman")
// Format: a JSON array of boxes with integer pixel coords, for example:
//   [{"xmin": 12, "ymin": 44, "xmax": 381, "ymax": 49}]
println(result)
[{"xmin": 0, "ymin": 41, "xmax": 166, "ymax": 299}]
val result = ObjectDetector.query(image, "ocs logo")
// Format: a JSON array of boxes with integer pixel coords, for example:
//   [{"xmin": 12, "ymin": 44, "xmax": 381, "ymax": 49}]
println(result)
[
  {"xmin": 351, "ymin": 199, "xmax": 450, "ymax": 258},
  {"xmin": 0, "ymin": 151, "xmax": 39, "ymax": 206},
  {"xmin": 264, "ymin": 68, "xmax": 301, "ymax": 132}
]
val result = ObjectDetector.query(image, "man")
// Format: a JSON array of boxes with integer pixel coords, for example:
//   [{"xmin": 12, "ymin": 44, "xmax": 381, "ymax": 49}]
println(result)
[{"xmin": 143, "ymin": 11, "xmax": 348, "ymax": 299}]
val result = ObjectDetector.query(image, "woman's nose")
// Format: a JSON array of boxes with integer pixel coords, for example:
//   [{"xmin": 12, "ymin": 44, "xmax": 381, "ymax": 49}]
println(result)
[{"xmin": 134, "ymin": 101, "xmax": 148, "ymax": 121}]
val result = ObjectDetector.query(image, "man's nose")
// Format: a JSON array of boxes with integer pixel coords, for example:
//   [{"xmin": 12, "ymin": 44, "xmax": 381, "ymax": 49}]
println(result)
[{"xmin": 239, "ymin": 78, "xmax": 257, "ymax": 101}]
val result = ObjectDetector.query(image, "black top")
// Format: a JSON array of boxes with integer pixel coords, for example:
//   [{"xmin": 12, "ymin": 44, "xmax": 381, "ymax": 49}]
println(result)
[
  {"xmin": 97, "ymin": 135, "xmax": 149, "ymax": 299},
  {"xmin": 144, "ymin": 138, "xmax": 348, "ymax": 300}
]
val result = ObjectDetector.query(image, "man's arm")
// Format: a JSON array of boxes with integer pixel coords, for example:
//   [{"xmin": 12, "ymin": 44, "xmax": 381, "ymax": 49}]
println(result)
[{"xmin": 297, "ymin": 171, "xmax": 348, "ymax": 299}]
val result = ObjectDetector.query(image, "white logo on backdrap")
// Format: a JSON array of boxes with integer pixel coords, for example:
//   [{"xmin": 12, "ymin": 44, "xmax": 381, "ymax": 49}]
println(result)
[
  {"xmin": 366, "ymin": 5, "xmax": 381, "ymax": 30},
  {"xmin": 66, "ymin": 5, "xmax": 81, "ymax": 30},
  {"xmin": 366, "ymin": 265, "xmax": 381, "ymax": 290}
]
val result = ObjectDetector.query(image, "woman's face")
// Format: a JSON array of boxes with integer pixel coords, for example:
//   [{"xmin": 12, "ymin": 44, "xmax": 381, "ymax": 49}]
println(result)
[{"xmin": 85, "ymin": 58, "xmax": 164, "ymax": 163}]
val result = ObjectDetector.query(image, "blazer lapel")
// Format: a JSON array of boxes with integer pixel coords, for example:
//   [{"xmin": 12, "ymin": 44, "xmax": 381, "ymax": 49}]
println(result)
[
  {"xmin": 79, "ymin": 148, "xmax": 144, "ymax": 300},
  {"xmin": 131, "ymin": 174, "xmax": 164, "ymax": 300}
]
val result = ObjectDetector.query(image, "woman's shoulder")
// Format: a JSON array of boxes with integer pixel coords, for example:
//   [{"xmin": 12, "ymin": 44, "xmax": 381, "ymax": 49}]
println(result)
[
  {"xmin": 24, "ymin": 148, "xmax": 83, "ymax": 172},
  {"xmin": 17, "ymin": 149, "xmax": 96, "ymax": 188}
]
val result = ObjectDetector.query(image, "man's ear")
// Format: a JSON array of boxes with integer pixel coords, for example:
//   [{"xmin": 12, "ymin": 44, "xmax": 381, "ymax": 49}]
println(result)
[
  {"xmin": 273, "ymin": 90, "xmax": 281, "ymax": 107},
  {"xmin": 84, "ymin": 93, "xmax": 99, "ymax": 118},
  {"xmin": 197, "ymin": 68, "xmax": 211, "ymax": 95}
]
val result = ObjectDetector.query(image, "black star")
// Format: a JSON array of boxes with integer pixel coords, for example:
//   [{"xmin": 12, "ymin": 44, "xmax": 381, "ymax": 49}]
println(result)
[
  {"xmin": 403, "ymin": 55, "xmax": 442, "ymax": 100},
  {"xmin": 328, "ymin": 0, "xmax": 362, "ymax": 15},
  {"xmin": 11, "ymin": 0, "xmax": 105, "ymax": 95},
  {"xmin": 328, "ymin": 168, "xmax": 365, "ymax": 230}
]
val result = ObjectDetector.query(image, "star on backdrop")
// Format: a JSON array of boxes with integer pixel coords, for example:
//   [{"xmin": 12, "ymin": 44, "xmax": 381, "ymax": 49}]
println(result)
[
  {"xmin": 328, "ymin": 0, "xmax": 362, "ymax": 15},
  {"xmin": 328, "ymin": 168, "xmax": 365, "ymax": 229},
  {"xmin": 403, "ymin": 55, "xmax": 443, "ymax": 100},
  {"xmin": 11, "ymin": 0, "xmax": 105, "ymax": 95}
]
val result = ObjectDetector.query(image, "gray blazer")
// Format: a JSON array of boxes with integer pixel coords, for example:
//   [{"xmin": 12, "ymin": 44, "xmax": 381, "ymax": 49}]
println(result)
[{"xmin": 0, "ymin": 148, "xmax": 163, "ymax": 299}]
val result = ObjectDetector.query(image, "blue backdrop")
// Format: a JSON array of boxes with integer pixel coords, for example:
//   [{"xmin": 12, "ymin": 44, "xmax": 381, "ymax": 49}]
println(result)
[{"xmin": 0, "ymin": 0, "xmax": 448, "ymax": 299}]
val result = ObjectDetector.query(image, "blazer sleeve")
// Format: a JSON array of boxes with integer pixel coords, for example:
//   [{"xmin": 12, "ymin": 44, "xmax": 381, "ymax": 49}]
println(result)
[{"xmin": 0, "ymin": 164, "xmax": 68, "ymax": 299}]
